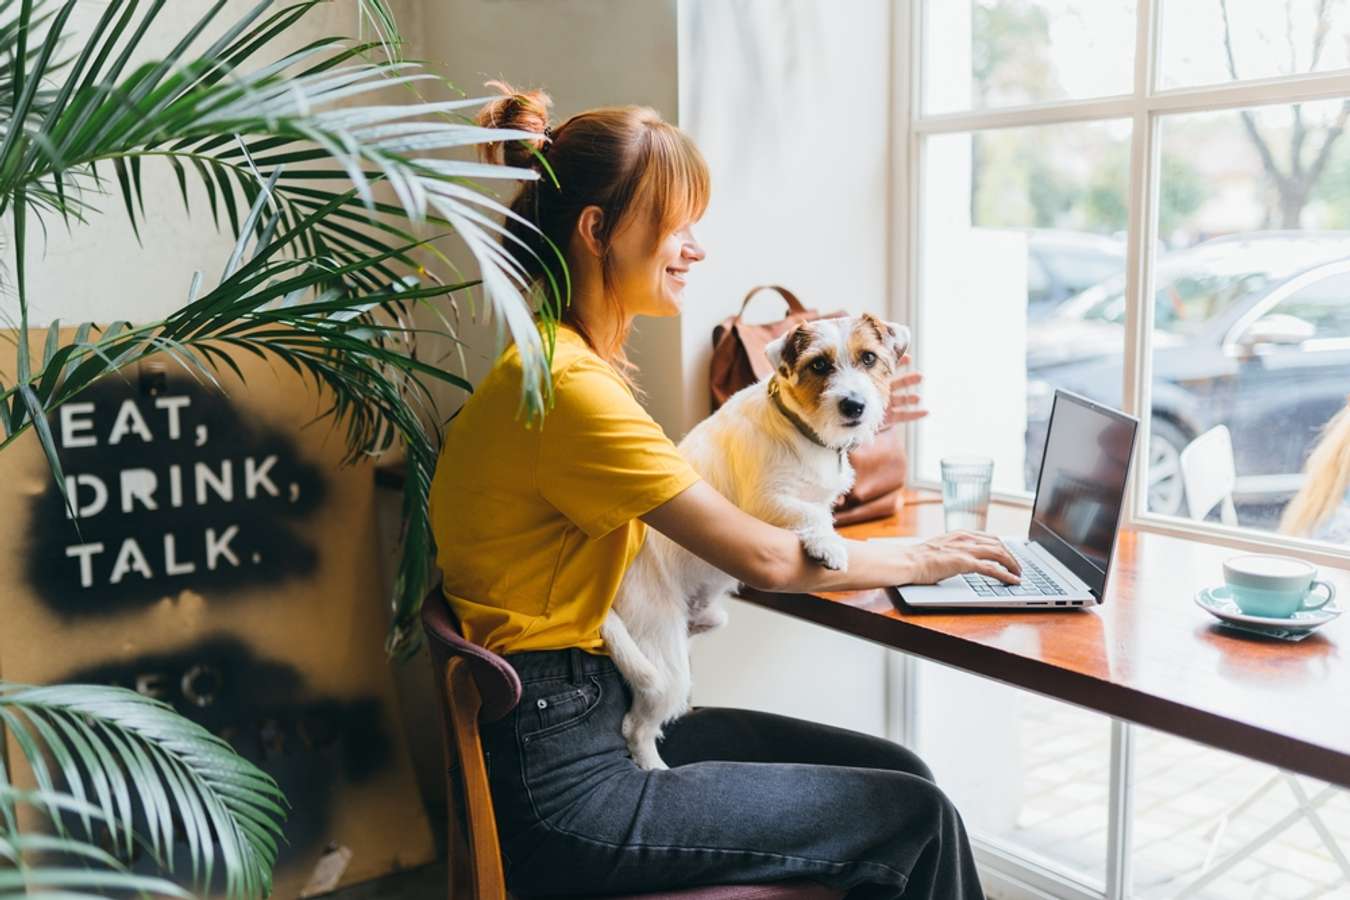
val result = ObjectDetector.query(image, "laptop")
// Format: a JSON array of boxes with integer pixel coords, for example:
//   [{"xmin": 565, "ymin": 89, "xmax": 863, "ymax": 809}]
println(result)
[{"xmin": 900, "ymin": 389, "xmax": 1139, "ymax": 609}]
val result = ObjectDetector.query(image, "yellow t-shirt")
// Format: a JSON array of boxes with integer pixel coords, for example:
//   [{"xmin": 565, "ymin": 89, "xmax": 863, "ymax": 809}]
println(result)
[{"xmin": 428, "ymin": 326, "xmax": 700, "ymax": 655}]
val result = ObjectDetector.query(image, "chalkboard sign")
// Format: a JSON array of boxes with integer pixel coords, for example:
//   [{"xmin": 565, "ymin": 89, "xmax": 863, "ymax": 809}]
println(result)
[{"xmin": 0, "ymin": 336, "xmax": 435, "ymax": 897}]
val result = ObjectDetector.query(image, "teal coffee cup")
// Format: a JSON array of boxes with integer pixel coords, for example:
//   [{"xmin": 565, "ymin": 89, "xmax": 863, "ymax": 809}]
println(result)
[{"xmin": 1222, "ymin": 554, "xmax": 1335, "ymax": 618}]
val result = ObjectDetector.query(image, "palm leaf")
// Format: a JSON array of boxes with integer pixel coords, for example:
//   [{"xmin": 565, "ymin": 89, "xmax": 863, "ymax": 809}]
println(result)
[
  {"xmin": 0, "ymin": 794, "xmax": 195, "ymax": 898},
  {"xmin": 0, "ymin": 684, "xmax": 284, "ymax": 899},
  {"xmin": 2, "ymin": 0, "xmax": 555, "ymax": 410}
]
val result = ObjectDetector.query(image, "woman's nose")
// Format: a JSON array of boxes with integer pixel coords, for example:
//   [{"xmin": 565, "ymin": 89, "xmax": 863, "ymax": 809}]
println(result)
[{"xmin": 684, "ymin": 239, "xmax": 706, "ymax": 262}]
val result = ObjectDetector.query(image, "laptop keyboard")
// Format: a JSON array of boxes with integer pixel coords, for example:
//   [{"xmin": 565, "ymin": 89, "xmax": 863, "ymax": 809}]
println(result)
[{"xmin": 962, "ymin": 544, "xmax": 1066, "ymax": 597}]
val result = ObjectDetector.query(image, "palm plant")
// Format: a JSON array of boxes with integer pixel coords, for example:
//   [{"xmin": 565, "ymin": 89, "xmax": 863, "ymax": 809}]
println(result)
[
  {"xmin": 1, "ymin": 684, "xmax": 285, "ymax": 898},
  {"xmin": 1, "ymin": 0, "xmax": 554, "ymax": 895}
]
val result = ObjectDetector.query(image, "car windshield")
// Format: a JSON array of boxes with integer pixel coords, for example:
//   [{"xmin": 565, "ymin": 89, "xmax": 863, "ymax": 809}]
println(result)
[{"xmin": 1056, "ymin": 239, "xmax": 1350, "ymax": 335}]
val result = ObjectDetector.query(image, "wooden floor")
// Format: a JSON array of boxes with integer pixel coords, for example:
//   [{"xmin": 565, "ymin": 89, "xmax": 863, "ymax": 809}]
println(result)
[{"xmin": 326, "ymin": 861, "xmax": 447, "ymax": 900}]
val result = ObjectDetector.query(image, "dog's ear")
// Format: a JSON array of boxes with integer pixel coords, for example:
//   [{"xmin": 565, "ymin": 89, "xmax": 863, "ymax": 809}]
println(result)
[
  {"xmin": 765, "ymin": 323, "xmax": 813, "ymax": 376},
  {"xmin": 861, "ymin": 313, "xmax": 911, "ymax": 362},
  {"xmin": 885, "ymin": 321, "xmax": 911, "ymax": 362},
  {"xmin": 765, "ymin": 334, "xmax": 788, "ymax": 375}
]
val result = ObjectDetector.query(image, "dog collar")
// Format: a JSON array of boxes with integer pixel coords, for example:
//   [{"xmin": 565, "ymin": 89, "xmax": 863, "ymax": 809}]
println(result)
[{"xmin": 767, "ymin": 378, "xmax": 846, "ymax": 467}]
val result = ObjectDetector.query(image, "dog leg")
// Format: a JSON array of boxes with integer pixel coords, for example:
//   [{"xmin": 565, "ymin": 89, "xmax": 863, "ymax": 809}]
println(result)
[
  {"xmin": 757, "ymin": 493, "xmax": 850, "ymax": 570},
  {"xmin": 628, "ymin": 636, "xmax": 697, "ymax": 771},
  {"xmin": 601, "ymin": 612, "xmax": 665, "ymax": 695},
  {"xmin": 625, "ymin": 718, "xmax": 669, "ymax": 771},
  {"xmin": 623, "ymin": 688, "xmax": 673, "ymax": 770},
  {"xmin": 603, "ymin": 612, "xmax": 672, "ymax": 770},
  {"xmin": 769, "ymin": 498, "xmax": 849, "ymax": 570},
  {"xmin": 800, "ymin": 526, "xmax": 849, "ymax": 571}
]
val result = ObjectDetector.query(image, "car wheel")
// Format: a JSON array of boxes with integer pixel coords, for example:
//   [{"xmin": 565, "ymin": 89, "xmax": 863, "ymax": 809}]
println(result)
[{"xmin": 1147, "ymin": 419, "xmax": 1190, "ymax": 516}]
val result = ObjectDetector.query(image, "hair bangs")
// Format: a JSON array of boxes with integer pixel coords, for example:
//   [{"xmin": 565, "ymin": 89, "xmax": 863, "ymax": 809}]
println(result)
[{"xmin": 633, "ymin": 123, "xmax": 711, "ymax": 241}]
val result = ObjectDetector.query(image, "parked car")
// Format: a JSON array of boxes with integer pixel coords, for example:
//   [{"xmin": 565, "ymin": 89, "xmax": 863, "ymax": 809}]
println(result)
[
  {"xmin": 1025, "ymin": 230, "xmax": 1127, "ymax": 320},
  {"xmin": 1025, "ymin": 232, "xmax": 1350, "ymax": 518}
]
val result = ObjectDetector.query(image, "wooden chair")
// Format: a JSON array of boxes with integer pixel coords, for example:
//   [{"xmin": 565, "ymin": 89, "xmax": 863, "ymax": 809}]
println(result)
[{"xmin": 421, "ymin": 594, "xmax": 845, "ymax": 900}]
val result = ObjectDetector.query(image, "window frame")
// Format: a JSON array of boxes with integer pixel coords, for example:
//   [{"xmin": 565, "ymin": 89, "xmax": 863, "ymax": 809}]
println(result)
[
  {"xmin": 891, "ymin": 2, "xmax": 1350, "ymax": 897},
  {"xmin": 898, "ymin": 0, "xmax": 1350, "ymax": 572}
]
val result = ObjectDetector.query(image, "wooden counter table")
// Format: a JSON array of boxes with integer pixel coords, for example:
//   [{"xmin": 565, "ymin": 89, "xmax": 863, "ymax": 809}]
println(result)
[{"xmin": 740, "ymin": 491, "xmax": 1350, "ymax": 790}]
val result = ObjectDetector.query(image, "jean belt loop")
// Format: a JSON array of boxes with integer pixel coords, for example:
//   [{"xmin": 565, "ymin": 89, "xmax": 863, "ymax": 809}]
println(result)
[{"xmin": 568, "ymin": 647, "xmax": 583, "ymax": 684}]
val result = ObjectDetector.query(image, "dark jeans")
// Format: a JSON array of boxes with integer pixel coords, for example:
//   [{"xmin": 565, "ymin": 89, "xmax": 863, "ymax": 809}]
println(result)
[{"xmin": 482, "ymin": 648, "xmax": 985, "ymax": 899}]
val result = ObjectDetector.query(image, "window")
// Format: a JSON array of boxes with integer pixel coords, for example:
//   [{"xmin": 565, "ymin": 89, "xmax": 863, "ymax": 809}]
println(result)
[
  {"xmin": 907, "ymin": 2, "xmax": 1350, "ymax": 897},
  {"xmin": 1157, "ymin": 1, "xmax": 1350, "ymax": 89},
  {"xmin": 918, "ymin": 121, "xmax": 1131, "ymax": 496},
  {"xmin": 922, "ymin": 0, "xmax": 1136, "ymax": 114},
  {"xmin": 1144, "ymin": 102, "xmax": 1350, "ymax": 525},
  {"xmin": 912, "ymin": 2, "xmax": 1350, "ymax": 549}
]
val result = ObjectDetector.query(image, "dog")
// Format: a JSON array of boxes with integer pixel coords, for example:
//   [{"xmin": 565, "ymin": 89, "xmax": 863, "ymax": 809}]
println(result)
[{"xmin": 601, "ymin": 313, "xmax": 911, "ymax": 769}]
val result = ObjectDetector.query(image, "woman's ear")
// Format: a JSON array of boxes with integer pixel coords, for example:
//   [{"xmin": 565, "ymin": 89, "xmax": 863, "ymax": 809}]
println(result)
[{"xmin": 575, "ymin": 206, "xmax": 606, "ymax": 259}]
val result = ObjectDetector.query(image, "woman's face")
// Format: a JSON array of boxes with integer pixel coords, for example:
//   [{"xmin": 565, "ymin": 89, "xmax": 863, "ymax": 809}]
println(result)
[{"xmin": 606, "ymin": 213, "xmax": 706, "ymax": 319}]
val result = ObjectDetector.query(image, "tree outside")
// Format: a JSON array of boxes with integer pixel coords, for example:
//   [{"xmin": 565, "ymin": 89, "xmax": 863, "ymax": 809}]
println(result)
[{"xmin": 968, "ymin": 0, "xmax": 1350, "ymax": 244}]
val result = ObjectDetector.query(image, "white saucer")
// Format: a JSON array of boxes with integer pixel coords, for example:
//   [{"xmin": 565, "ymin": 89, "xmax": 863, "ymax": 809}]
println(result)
[{"xmin": 1194, "ymin": 585, "xmax": 1342, "ymax": 631}]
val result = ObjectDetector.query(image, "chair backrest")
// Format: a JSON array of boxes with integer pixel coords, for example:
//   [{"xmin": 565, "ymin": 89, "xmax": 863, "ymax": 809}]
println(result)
[
  {"xmin": 1179, "ymin": 425, "xmax": 1238, "ymax": 526},
  {"xmin": 422, "ymin": 591, "xmax": 522, "ymax": 900}
]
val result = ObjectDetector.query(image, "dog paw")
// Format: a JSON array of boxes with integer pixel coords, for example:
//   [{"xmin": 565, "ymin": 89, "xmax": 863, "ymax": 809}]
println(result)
[
  {"xmin": 802, "ymin": 532, "xmax": 849, "ymax": 571},
  {"xmin": 632, "ymin": 744, "xmax": 669, "ymax": 771},
  {"xmin": 625, "ymin": 726, "xmax": 669, "ymax": 770}
]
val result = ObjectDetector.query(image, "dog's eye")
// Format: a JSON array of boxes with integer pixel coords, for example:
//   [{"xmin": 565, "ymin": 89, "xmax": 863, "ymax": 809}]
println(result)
[
  {"xmin": 808, "ymin": 357, "xmax": 833, "ymax": 375},
  {"xmin": 859, "ymin": 351, "xmax": 878, "ymax": 368}
]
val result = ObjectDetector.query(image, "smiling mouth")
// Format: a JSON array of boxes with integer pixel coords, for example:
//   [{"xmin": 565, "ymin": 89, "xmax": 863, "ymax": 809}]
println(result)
[{"xmin": 666, "ymin": 267, "xmax": 687, "ymax": 285}]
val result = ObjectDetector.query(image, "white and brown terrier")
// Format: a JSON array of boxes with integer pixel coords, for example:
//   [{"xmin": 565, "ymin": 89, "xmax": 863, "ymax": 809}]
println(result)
[{"xmin": 602, "ymin": 313, "xmax": 911, "ymax": 769}]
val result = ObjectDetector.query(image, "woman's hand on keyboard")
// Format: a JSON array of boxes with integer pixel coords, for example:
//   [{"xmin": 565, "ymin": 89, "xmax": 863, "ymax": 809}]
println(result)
[{"xmin": 907, "ymin": 531, "xmax": 1022, "ymax": 585}]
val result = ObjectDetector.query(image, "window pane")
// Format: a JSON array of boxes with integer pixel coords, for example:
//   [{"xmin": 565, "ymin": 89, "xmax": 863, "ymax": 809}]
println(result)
[
  {"xmin": 1159, "ymin": 0, "xmax": 1350, "ymax": 90},
  {"xmin": 1140, "ymin": 103, "xmax": 1350, "ymax": 542},
  {"xmin": 917, "ymin": 121, "xmax": 1131, "ymax": 494},
  {"xmin": 1132, "ymin": 728, "xmax": 1350, "ymax": 898},
  {"xmin": 923, "ymin": 0, "xmax": 1136, "ymax": 114},
  {"xmin": 916, "ymin": 662, "xmax": 1110, "ymax": 886}
]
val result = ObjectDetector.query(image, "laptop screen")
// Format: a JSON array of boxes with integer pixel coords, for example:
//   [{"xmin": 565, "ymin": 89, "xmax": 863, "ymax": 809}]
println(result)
[{"xmin": 1029, "ymin": 391, "xmax": 1139, "ymax": 597}]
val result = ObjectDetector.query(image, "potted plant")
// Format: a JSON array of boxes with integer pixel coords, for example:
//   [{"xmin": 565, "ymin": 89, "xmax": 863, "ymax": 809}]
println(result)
[{"xmin": 0, "ymin": 0, "xmax": 549, "ymax": 895}]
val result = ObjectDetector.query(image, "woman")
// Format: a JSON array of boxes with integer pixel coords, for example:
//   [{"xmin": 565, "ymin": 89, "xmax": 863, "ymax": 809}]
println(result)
[
  {"xmin": 428, "ymin": 84, "xmax": 1021, "ymax": 899},
  {"xmin": 1280, "ymin": 398, "xmax": 1350, "ymax": 544}
]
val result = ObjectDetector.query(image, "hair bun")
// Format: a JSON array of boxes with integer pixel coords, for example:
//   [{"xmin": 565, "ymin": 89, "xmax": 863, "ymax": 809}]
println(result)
[{"xmin": 477, "ymin": 80, "xmax": 552, "ymax": 168}]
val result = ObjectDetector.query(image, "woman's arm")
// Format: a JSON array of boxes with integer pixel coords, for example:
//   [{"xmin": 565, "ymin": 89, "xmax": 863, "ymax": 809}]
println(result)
[{"xmin": 641, "ymin": 481, "xmax": 1021, "ymax": 594}]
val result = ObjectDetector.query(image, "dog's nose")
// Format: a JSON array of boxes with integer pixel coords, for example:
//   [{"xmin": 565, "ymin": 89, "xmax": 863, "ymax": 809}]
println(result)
[{"xmin": 839, "ymin": 397, "xmax": 865, "ymax": 419}]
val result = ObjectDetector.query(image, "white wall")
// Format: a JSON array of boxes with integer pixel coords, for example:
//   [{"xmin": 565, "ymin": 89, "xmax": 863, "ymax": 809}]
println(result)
[
  {"xmin": 677, "ymin": 0, "xmax": 897, "ymax": 736},
  {"xmin": 913, "ymin": 2, "xmax": 1028, "ymax": 493},
  {"xmin": 675, "ymin": 0, "xmax": 897, "ymax": 436},
  {"xmin": 10, "ymin": 1, "xmax": 381, "ymax": 327}
]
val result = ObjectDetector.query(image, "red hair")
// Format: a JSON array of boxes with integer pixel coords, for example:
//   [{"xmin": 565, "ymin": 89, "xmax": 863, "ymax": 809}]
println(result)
[{"xmin": 477, "ymin": 81, "xmax": 710, "ymax": 386}]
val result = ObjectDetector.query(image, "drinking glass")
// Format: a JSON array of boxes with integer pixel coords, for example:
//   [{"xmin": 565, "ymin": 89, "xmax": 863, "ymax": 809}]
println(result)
[{"xmin": 941, "ymin": 456, "xmax": 994, "ymax": 532}]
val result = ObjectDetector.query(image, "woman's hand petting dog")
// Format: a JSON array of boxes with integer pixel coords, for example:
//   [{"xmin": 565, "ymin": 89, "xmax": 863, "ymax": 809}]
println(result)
[
  {"xmin": 907, "ymin": 531, "xmax": 1022, "ymax": 585},
  {"xmin": 887, "ymin": 354, "xmax": 928, "ymax": 425}
]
